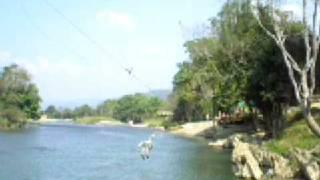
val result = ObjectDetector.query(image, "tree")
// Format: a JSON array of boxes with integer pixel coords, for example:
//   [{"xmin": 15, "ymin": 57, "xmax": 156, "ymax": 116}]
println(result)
[
  {"xmin": 96, "ymin": 99, "xmax": 118, "ymax": 117},
  {"xmin": 0, "ymin": 64, "xmax": 41, "ymax": 127},
  {"xmin": 251, "ymin": 0, "xmax": 320, "ymax": 137},
  {"xmin": 45, "ymin": 105, "xmax": 59, "ymax": 118},
  {"xmin": 113, "ymin": 94, "xmax": 162, "ymax": 122},
  {"xmin": 73, "ymin": 104, "xmax": 94, "ymax": 118},
  {"xmin": 172, "ymin": 0, "xmax": 264, "ymax": 122},
  {"xmin": 61, "ymin": 108, "xmax": 74, "ymax": 119}
]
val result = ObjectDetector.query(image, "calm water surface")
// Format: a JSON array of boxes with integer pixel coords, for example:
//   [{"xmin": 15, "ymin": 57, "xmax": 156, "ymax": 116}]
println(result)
[{"xmin": 0, "ymin": 125, "xmax": 235, "ymax": 180}]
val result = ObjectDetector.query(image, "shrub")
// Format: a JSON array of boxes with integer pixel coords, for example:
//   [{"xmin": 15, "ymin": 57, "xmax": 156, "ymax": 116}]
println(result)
[
  {"xmin": 0, "ymin": 107, "xmax": 26, "ymax": 128},
  {"xmin": 161, "ymin": 120, "xmax": 179, "ymax": 130}
]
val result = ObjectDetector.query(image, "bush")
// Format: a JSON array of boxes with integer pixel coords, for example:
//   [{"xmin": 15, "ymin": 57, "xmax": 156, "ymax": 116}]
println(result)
[
  {"xmin": 144, "ymin": 117, "xmax": 166, "ymax": 128},
  {"xmin": 161, "ymin": 120, "xmax": 179, "ymax": 130},
  {"xmin": 74, "ymin": 116, "xmax": 116, "ymax": 125},
  {"xmin": 0, "ymin": 118, "xmax": 9, "ymax": 129},
  {"xmin": 0, "ymin": 107, "xmax": 26, "ymax": 129}
]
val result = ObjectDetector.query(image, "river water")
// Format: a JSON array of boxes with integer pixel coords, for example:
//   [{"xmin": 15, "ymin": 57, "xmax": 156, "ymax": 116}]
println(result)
[{"xmin": 0, "ymin": 125, "xmax": 235, "ymax": 180}]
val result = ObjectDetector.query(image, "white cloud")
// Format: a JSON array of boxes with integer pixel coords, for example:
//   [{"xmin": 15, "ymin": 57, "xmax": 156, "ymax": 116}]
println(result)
[{"xmin": 96, "ymin": 10, "xmax": 136, "ymax": 32}]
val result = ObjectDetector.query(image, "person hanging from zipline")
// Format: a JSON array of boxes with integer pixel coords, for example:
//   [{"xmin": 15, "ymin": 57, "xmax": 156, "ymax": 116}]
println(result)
[{"xmin": 138, "ymin": 134, "xmax": 155, "ymax": 160}]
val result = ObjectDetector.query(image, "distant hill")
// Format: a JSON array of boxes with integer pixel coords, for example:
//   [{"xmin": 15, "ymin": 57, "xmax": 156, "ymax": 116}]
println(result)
[
  {"xmin": 42, "ymin": 89, "xmax": 172, "ymax": 109},
  {"xmin": 42, "ymin": 98, "xmax": 103, "ymax": 109},
  {"xmin": 146, "ymin": 89, "xmax": 171, "ymax": 101}
]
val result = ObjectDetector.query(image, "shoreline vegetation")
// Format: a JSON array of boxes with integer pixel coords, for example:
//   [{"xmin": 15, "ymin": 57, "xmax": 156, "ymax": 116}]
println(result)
[
  {"xmin": 2, "ymin": 0, "xmax": 320, "ymax": 179},
  {"xmin": 0, "ymin": 64, "xmax": 41, "ymax": 131}
]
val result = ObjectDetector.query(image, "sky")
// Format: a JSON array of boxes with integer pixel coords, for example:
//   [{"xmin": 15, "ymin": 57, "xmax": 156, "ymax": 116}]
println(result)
[
  {"xmin": 0, "ymin": 0, "xmax": 227, "ymax": 108},
  {"xmin": 0, "ymin": 0, "xmax": 304, "ymax": 108}
]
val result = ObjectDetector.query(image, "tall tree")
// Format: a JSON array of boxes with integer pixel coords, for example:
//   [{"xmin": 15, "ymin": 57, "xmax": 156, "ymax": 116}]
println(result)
[
  {"xmin": 0, "ymin": 64, "xmax": 41, "ymax": 127},
  {"xmin": 251, "ymin": 0, "xmax": 320, "ymax": 136}
]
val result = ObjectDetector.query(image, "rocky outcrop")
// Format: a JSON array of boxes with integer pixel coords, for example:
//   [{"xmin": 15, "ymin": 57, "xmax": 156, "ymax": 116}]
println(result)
[
  {"xmin": 210, "ymin": 127, "xmax": 319, "ymax": 179},
  {"xmin": 294, "ymin": 145, "xmax": 320, "ymax": 180},
  {"xmin": 232, "ymin": 141, "xmax": 295, "ymax": 179},
  {"xmin": 249, "ymin": 144, "xmax": 295, "ymax": 179},
  {"xmin": 232, "ymin": 141, "xmax": 264, "ymax": 179},
  {"xmin": 209, "ymin": 132, "xmax": 265, "ymax": 149},
  {"xmin": 208, "ymin": 139, "xmax": 229, "ymax": 148}
]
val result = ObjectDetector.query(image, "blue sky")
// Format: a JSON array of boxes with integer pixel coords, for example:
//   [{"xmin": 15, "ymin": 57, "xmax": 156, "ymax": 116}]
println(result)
[{"xmin": 0, "ymin": 0, "xmax": 226, "ymax": 108}]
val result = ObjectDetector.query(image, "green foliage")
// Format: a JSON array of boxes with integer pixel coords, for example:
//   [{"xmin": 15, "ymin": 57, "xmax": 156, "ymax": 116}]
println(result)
[
  {"xmin": 144, "ymin": 117, "xmax": 167, "ymax": 128},
  {"xmin": 113, "ymin": 94, "xmax": 162, "ymax": 122},
  {"xmin": 0, "ymin": 107, "xmax": 26, "ymax": 128},
  {"xmin": 172, "ymin": 0, "xmax": 263, "ymax": 122},
  {"xmin": 75, "ymin": 116, "xmax": 117, "ymax": 125},
  {"xmin": 61, "ymin": 108, "xmax": 74, "ymax": 119},
  {"xmin": 73, "ymin": 104, "xmax": 94, "ymax": 118},
  {"xmin": 265, "ymin": 108, "xmax": 320, "ymax": 155},
  {"xmin": 45, "ymin": 105, "xmax": 60, "ymax": 118},
  {"xmin": 44, "ymin": 94, "xmax": 165, "ymax": 126},
  {"xmin": 265, "ymin": 120, "xmax": 320, "ymax": 156},
  {"xmin": 170, "ymin": 0, "xmax": 317, "ymax": 139},
  {"xmin": 96, "ymin": 100, "xmax": 118, "ymax": 117},
  {"xmin": 0, "ymin": 64, "xmax": 41, "ymax": 129},
  {"xmin": 161, "ymin": 120, "xmax": 180, "ymax": 130}
]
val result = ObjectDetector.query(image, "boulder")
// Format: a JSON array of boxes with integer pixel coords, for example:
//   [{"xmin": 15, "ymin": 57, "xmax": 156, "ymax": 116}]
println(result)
[
  {"xmin": 250, "ymin": 145, "xmax": 295, "ymax": 178},
  {"xmin": 232, "ymin": 141, "xmax": 263, "ymax": 179},
  {"xmin": 232, "ymin": 141, "xmax": 295, "ymax": 179},
  {"xmin": 209, "ymin": 133, "xmax": 248, "ymax": 149},
  {"xmin": 208, "ymin": 139, "xmax": 228, "ymax": 148},
  {"xmin": 294, "ymin": 146, "xmax": 320, "ymax": 180}
]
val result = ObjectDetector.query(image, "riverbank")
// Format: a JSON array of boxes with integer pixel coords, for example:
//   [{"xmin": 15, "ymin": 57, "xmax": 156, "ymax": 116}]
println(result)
[
  {"xmin": 170, "ymin": 121, "xmax": 214, "ymax": 137},
  {"xmin": 74, "ymin": 116, "xmax": 124, "ymax": 126},
  {"xmin": 206, "ymin": 118, "xmax": 320, "ymax": 179},
  {"xmin": 34, "ymin": 116, "xmax": 217, "ymax": 139}
]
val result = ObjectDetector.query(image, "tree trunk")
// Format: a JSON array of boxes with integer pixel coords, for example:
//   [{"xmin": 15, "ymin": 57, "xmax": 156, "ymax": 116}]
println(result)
[
  {"xmin": 263, "ymin": 111, "xmax": 272, "ymax": 137},
  {"xmin": 271, "ymin": 104, "xmax": 285, "ymax": 138},
  {"xmin": 302, "ymin": 98, "xmax": 320, "ymax": 137}
]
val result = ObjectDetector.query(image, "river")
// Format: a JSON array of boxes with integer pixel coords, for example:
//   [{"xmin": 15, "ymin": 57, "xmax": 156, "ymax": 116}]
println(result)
[{"xmin": 0, "ymin": 124, "xmax": 235, "ymax": 180}]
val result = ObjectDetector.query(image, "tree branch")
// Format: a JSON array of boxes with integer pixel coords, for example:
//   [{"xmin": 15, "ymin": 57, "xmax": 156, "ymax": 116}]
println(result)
[
  {"xmin": 303, "ymin": 0, "xmax": 312, "ymax": 71},
  {"xmin": 282, "ymin": 54, "xmax": 302, "ymax": 103}
]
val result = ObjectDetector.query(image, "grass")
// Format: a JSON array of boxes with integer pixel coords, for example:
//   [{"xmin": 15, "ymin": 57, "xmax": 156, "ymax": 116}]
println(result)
[
  {"xmin": 75, "ymin": 116, "xmax": 177, "ymax": 129},
  {"xmin": 75, "ymin": 116, "xmax": 119, "ymax": 125},
  {"xmin": 143, "ymin": 117, "xmax": 180, "ymax": 130},
  {"xmin": 265, "ymin": 107, "xmax": 320, "ymax": 156},
  {"xmin": 144, "ymin": 117, "xmax": 166, "ymax": 128},
  {"xmin": 265, "ymin": 121, "xmax": 320, "ymax": 156}
]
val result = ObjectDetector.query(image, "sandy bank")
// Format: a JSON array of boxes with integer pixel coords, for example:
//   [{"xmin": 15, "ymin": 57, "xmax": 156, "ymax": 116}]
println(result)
[{"xmin": 170, "ymin": 121, "xmax": 214, "ymax": 137}]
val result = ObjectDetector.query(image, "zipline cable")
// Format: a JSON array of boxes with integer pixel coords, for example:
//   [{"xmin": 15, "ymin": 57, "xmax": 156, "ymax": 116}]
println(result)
[
  {"xmin": 22, "ymin": 0, "xmax": 152, "ymax": 91},
  {"xmin": 18, "ymin": 0, "xmax": 88, "ymax": 62}
]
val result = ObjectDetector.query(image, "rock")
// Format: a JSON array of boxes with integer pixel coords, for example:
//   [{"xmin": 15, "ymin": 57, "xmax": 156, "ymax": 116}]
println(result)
[
  {"xmin": 209, "ymin": 133, "xmax": 255, "ymax": 149},
  {"xmin": 250, "ymin": 145, "xmax": 295, "ymax": 179},
  {"xmin": 232, "ymin": 141, "xmax": 295, "ymax": 179},
  {"xmin": 208, "ymin": 139, "xmax": 229, "ymax": 148},
  {"xmin": 251, "ymin": 131, "xmax": 266, "ymax": 140},
  {"xmin": 304, "ymin": 162, "xmax": 320, "ymax": 180},
  {"xmin": 294, "ymin": 147, "xmax": 320, "ymax": 180},
  {"xmin": 232, "ymin": 141, "xmax": 263, "ymax": 179}
]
